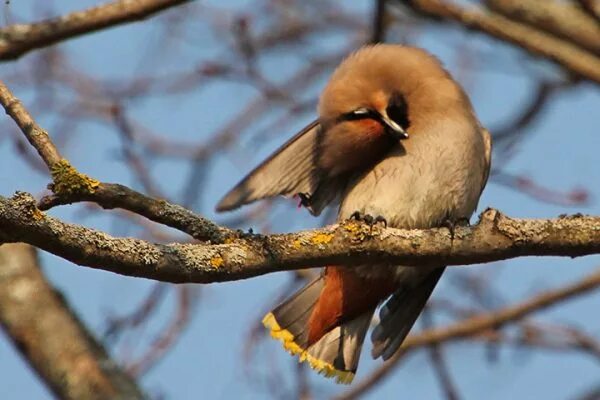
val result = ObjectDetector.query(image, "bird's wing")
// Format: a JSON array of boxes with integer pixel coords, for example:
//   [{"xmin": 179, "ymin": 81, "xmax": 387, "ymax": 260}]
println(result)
[
  {"xmin": 480, "ymin": 127, "xmax": 492, "ymax": 196},
  {"xmin": 216, "ymin": 120, "xmax": 324, "ymax": 213}
]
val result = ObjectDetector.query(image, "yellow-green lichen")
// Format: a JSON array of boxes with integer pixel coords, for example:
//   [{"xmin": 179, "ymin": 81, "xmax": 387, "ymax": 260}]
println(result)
[
  {"xmin": 210, "ymin": 255, "xmax": 224, "ymax": 268},
  {"xmin": 342, "ymin": 220, "xmax": 370, "ymax": 242},
  {"xmin": 50, "ymin": 159, "xmax": 99, "ymax": 196},
  {"xmin": 343, "ymin": 221, "xmax": 361, "ymax": 234},
  {"xmin": 311, "ymin": 233, "xmax": 334, "ymax": 245},
  {"xmin": 292, "ymin": 239, "xmax": 303, "ymax": 249}
]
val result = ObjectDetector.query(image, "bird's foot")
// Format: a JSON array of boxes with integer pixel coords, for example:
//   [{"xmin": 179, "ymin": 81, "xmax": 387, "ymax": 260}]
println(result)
[
  {"xmin": 349, "ymin": 211, "xmax": 387, "ymax": 232},
  {"xmin": 297, "ymin": 193, "xmax": 312, "ymax": 208},
  {"xmin": 442, "ymin": 217, "xmax": 470, "ymax": 241}
]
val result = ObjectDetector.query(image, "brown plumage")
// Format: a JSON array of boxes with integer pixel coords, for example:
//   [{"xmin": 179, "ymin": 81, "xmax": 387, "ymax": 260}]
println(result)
[
  {"xmin": 217, "ymin": 44, "xmax": 492, "ymax": 383},
  {"xmin": 306, "ymin": 267, "xmax": 396, "ymax": 346}
]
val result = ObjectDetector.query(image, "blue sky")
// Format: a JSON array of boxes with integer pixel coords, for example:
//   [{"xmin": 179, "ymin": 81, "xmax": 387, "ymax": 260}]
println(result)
[{"xmin": 1, "ymin": 1, "xmax": 599, "ymax": 399}]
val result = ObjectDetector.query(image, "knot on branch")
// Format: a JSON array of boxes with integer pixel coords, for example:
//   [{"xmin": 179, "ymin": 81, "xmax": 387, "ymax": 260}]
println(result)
[
  {"xmin": 477, "ymin": 208, "xmax": 528, "ymax": 242},
  {"xmin": 50, "ymin": 159, "xmax": 99, "ymax": 197},
  {"xmin": 10, "ymin": 192, "xmax": 44, "ymax": 222}
]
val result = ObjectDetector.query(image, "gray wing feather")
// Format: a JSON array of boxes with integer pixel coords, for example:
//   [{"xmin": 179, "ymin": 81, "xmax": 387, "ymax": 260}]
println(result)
[{"xmin": 216, "ymin": 120, "xmax": 322, "ymax": 212}]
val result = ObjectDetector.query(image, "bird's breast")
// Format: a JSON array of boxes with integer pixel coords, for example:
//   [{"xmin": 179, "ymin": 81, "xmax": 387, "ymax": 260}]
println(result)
[{"xmin": 338, "ymin": 120, "xmax": 487, "ymax": 229}]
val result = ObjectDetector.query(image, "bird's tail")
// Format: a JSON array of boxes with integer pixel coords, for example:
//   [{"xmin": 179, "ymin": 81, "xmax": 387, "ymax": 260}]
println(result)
[{"xmin": 262, "ymin": 275, "xmax": 375, "ymax": 384}]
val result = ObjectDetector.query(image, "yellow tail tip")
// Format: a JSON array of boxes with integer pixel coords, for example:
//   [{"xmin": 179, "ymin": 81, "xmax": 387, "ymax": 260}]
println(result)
[{"xmin": 262, "ymin": 312, "xmax": 355, "ymax": 384}]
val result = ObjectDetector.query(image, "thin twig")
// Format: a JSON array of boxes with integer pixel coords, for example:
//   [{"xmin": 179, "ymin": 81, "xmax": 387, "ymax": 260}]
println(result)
[
  {"xmin": 403, "ymin": 0, "xmax": 600, "ymax": 84},
  {"xmin": 0, "ymin": 0, "xmax": 192, "ymax": 61}
]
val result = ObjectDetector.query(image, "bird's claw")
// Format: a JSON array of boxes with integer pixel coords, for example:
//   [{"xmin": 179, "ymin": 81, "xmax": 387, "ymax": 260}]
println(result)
[
  {"xmin": 349, "ymin": 211, "xmax": 387, "ymax": 231},
  {"xmin": 443, "ymin": 217, "xmax": 470, "ymax": 240},
  {"xmin": 298, "ymin": 193, "xmax": 312, "ymax": 208}
]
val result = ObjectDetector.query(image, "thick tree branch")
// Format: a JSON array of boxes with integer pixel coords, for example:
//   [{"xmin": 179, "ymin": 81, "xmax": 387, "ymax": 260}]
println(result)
[
  {"xmin": 0, "ymin": 0, "xmax": 191, "ymax": 61},
  {"xmin": 0, "ymin": 243, "xmax": 145, "ymax": 400},
  {"xmin": 403, "ymin": 0, "xmax": 600, "ymax": 85},
  {"xmin": 1, "ymin": 192, "xmax": 599, "ymax": 283},
  {"xmin": 485, "ymin": 0, "xmax": 600, "ymax": 55}
]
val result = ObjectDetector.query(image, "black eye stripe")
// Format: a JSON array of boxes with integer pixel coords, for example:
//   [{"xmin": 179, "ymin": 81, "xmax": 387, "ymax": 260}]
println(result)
[{"xmin": 386, "ymin": 91, "xmax": 410, "ymax": 130}]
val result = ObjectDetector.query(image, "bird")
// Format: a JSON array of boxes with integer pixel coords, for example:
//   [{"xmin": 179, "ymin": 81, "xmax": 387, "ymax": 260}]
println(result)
[{"xmin": 216, "ymin": 44, "xmax": 492, "ymax": 384}]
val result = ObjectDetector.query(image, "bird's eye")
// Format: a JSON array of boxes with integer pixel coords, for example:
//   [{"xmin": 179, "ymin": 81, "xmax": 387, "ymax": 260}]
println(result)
[
  {"xmin": 340, "ymin": 108, "xmax": 374, "ymax": 122},
  {"xmin": 351, "ymin": 108, "xmax": 371, "ymax": 116}
]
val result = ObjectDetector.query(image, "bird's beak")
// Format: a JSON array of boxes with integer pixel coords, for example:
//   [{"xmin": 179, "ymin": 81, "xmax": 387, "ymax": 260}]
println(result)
[{"xmin": 379, "ymin": 111, "xmax": 408, "ymax": 140}]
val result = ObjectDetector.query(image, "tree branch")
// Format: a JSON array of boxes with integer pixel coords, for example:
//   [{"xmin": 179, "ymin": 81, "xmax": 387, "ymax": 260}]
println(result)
[
  {"xmin": 0, "ymin": 243, "xmax": 145, "ymax": 400},
  {"xmin": 0, "ymin": 0, "xmax": 191, "ymax": 61},
  {"xmin": 38, "ymin": 182, "xmax": 234, "ymax": 243},
  {"xmin": 0, "ymin": 79, "xmax": 229, "ymax": 243},
  {"xmin": 0, "ymin": 80, "xmax": 62, "ymax": 167},
  {"xmin": 1, "ymin": 192, "xmax": 599, "ymax": 283},
  {"xmin": 370, "ymin": 0, "xmax": 388, "ymax": 43},
  {"xmin": 485, "ymin": 0, "xmax": 600, "ymax": 55},
  {"xmin": 577, "ymin": 0, "xmax": 600, "ymax": 23},
  {"xmin": 403, "ymin": 0, "xmax": 600, "ymax": 85}
]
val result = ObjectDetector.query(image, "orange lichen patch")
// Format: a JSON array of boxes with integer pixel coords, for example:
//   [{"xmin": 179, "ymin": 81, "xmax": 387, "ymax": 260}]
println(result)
[
  {"xmin": 342, "ymin": 220, "xmax": 370, "ymax": 242},
  {"xmin": 343, "ymin": 220, "xmax": 361, "ymax": 233},
  {"xmin": 32, "ymin": 208, "xmax": 44, "ymax": 221},
  {"xmin": 292, "ymin": 239, "xmax": 303, "ymax": 249},
  {"xmin": 311, "ymin": 233, "xmax": 334, "ymax": 245},
  {"xmin": 209, "ymin": 256, "xmax": 224, "ymax": 268}
]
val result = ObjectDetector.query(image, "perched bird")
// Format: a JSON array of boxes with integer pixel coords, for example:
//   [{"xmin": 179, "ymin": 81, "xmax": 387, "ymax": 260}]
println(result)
[{"xmin": 216, "ymin": 44, "xmax": 492, "ymax": 384}]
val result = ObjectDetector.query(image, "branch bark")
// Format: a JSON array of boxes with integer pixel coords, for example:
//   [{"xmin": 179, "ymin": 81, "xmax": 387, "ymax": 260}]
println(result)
[
  {"xmin": 0, "ymin": 0, "xmax": 191, "ymax": 61},
  {"xmin": 1, "ymin": 192, "xmax": 599, "ymax": 283},
  {"xmin": 403, "ymin": 0, "xmax": 600, "ymax": 85},
  {"xmin": 485, "ymin": 0, "xmax": 600, "ymax": 55},
  {"xmin": 0, "ymin": 243, "xmax": 145, "ymax": 400},
  {"xmin": 38, "ymin": 182, "xmax": 234, "ymax": 243},
  {"xmin": 0, "ymin": 80, "xmax": 62, "ymax": 167}
]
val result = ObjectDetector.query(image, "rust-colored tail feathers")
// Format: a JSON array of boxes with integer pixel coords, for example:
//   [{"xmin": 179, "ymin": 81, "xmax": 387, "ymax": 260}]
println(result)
[{"xmin": 263, "ymin": 268, "xmax": 394, "ymax": 384}]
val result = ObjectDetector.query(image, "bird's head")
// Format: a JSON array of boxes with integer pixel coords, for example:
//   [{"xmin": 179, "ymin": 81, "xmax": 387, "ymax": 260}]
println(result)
[{"xmin": 318, "ymin": 44, "xmax": 466, "ymax": 143}]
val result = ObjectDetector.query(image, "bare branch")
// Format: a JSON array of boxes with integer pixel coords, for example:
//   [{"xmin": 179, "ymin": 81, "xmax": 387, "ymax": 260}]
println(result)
[
  {"xmin": 422, "ymin": 310, "xmax": 461, "ymax": 400},
  {"xmin": 1, "ymin": 192, "xmax": 600, "ymax": 283},
  {"xmin": 0, "ymin": 0, "xmax": 191, "ymax": 61},
  {"xmin": 0, "ymin": 79, "xmax": 62, "ymax": 168},
  {"xmin": 38, "ymin": 182, "xmax": 234, "ymax": 243},
  {"xmin": 403, "ymin": 0, "xmax": 600, "ymax": 84},
  {"xmin": 577, "ymin": 0, "xmax": 600, "ymax": 22},
  {"xmin": 125, "ymin": 286, "xmax": 193, "ymax": 377},
  {"xmin": 485, "ymin": 0, "xmax": 600, "ymax": 55},
  {"xmin": 0, "ymin": 79, "xmax": 230, "ymax": 243},
  {"xmin": 371, "ymin": 0, "xmax": 388, "ymax": 43},
  {"xmin": 0, "ymin": 243, "xmax": 145, "ymax": 400}
]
